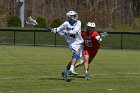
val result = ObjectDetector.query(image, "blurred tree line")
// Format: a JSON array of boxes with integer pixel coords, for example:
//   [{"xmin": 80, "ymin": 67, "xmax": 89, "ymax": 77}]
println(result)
[{"xmin": 0, "ymin": 0, "xmax": 140, "ymax": 29}]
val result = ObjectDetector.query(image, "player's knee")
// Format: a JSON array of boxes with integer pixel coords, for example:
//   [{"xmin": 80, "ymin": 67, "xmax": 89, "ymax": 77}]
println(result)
[
  {"xmin": 84, "ymin": 59, "xmax": 89, "ymax": 63},
  {"xmin": 73, "ymin": 54, "xmax": 80, "ymax": 60}
]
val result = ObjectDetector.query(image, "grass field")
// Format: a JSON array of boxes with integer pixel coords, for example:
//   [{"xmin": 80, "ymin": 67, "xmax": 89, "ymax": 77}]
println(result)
[{"xmin": 0, "ymin": 45, "xmax": 140, "ymax": 93}]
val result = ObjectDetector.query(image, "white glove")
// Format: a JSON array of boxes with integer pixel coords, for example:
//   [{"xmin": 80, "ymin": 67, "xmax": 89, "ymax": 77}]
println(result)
[
  {"xmin": 51, "ymin": 28, "xmax": 57, "ymax": 33},
  {"xmin": 96, "ymin": 35, "xmax": 102, "ymax": 42},
  {"xmin": 58, "ymin": 31, "xmax": 67, "ymax": 36}
]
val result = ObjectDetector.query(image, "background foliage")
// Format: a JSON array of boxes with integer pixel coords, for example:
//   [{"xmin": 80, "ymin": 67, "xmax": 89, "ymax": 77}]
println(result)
[
  {"xmin": 7, "ymin": 15, "xmax": 21, "ymax": 27},
  {"xmin": 50, "ymin": 18, "xmax": 63, "ymax": 28},
  {"xmin": 0, "ymin": 0, "xmax": 140, "ymax": 30},
  {"xmin": 34, "ymin": 17, "xmax": 47, "ymax": 28}
]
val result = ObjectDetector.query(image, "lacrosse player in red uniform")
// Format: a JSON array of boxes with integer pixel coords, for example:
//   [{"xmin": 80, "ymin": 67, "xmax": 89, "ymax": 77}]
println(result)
[
  {"xmin": 75, "ymin": 22, "xmax": 107, "ymax": 80},
  {"xmin": 82, "ymin": 22, "xmax": 102, "ymax": 80}
]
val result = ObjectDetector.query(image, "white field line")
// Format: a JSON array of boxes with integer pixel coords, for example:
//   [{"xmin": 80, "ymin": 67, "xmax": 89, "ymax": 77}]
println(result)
[
  {"xmin": 0, "ymin": 76, "xmax": 57, "ymax": 80},
  {"xmin": 125, "ymin": 73, "xmax": 140, "ymax": 75},
  {"xmin": 107, "ymin": 88, "xmax": 115, "ymax": 91},
  {"xmin": 94, "ymin": 72, "xmax": 140, "ymax": 76},
  {"xmin": 0, "ymin": 72, "xmax": 139, "ymax": 80},
  {"xmin": 0, "ymin": 76, "xmax": 33, "ymax": 80},
  {"xmin": 45, "ymin": 88, "xmax": 114, "ymax": 91}
]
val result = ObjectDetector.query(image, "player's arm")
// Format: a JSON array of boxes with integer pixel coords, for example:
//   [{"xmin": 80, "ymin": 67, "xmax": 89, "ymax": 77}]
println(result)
[
  {"xmin": 95, "ymin": 32, "xmax": 108, "ymax": 42},
  {"xmin": 57, "ymin": 30, "xmax": 67, "ymax": 36},
  {"xmin": 51, "ymin": 22, "xmax": 67, "ymax": 33}
]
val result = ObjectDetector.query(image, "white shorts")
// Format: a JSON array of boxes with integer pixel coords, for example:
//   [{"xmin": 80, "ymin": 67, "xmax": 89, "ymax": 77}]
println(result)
[{"xmin": 69, "ymin": 43, "xmax": 83, "ymax": 57}]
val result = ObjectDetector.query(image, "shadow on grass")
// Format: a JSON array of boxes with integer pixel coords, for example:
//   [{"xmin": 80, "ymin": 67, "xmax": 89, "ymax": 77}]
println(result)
[
  {"xmin": 39, "ymin": 76, "xmax": 74, "ymax": 82},
  {"xmin": 69, "ymin": 75, "xmax": 85, "ymax": 79},
  {"xmin": 39, "ymin": 74, "xmax": 85, "ymax": 82}
]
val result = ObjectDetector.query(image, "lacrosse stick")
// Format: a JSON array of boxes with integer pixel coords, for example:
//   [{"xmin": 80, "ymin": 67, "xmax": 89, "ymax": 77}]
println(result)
[
  {"xmin": 26, "ymin": 16, "xmax": 52, "ymax": 32},
  {"xmin": 26, "ymin": 16, "xmax": 38, "ymax": 25},
  {"xmin": 100, "ymin": 32, "xmax": 108, "ymax": 38}
]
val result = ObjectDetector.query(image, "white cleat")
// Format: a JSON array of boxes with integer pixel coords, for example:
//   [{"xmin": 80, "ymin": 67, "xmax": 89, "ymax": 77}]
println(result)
[
  {"xmin": 68, "ymin": 70, "xmax": 78, "ymax": 75},
  {"xmin": 75, "ymin": 59, "xmax": 84, "ymax": 68}
]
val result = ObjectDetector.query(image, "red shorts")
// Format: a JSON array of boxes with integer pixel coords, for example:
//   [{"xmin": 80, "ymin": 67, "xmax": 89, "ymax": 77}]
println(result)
[{"xmin": 83, "ymin": 48, "xmax": 99, "ymax": 59}]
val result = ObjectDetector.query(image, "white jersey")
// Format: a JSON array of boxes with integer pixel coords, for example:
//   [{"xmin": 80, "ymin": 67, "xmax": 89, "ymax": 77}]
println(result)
[{"xmin": 57, "ymin": 20, "xmax": 84, "ymax": 46}]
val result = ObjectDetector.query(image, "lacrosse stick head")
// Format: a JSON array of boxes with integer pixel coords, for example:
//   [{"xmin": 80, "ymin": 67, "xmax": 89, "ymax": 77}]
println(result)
[
  {"xmin": 26, "ymin": 16, "xmax": 38, "ymax": 25},
  {"xmin": 100, "ymin": 32, "xmax": 108, "ymax": 38}
]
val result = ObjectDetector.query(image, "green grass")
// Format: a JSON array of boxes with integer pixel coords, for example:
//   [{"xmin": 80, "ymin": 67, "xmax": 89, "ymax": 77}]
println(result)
[{"xmin": 0, "ymin": 45, "xmax": 140, "ymax": 93}]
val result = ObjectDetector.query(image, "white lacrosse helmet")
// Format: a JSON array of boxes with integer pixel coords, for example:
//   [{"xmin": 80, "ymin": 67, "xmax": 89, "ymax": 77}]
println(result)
[
  {"xmin": 66, "ymin": 11, "xmax": 78, "ymax": 20},
  {"xmin": 87, "ymin": 22, "xmax": 96, "ymax": 27}
]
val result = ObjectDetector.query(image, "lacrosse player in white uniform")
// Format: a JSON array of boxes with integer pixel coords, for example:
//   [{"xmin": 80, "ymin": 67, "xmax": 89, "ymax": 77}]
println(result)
[{"xmin": 51, "ymin": 10, "xmax": 83, "ymax": 80}]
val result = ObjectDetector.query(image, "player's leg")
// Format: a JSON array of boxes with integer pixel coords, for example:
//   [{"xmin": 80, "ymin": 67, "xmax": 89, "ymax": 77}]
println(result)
[
  {"xmin": 61, "ymin": 61, "xmax": 71, "ymax": 80},
  {"xmin": 84, "ymin": 54, "xmax": 90, "ymax": 80},
  {"xmin": 68, "ymin": 50, "xmax": 80, "ymax": 75},
  {"xmin": 84, "ymin": 54, "xmax": 95, "ymax": 80},
  {"xmin": 62, "ymin": 44, "xmax": 81, "ymax": 79},
  {"xmin": 61, "ymin": 51, "xmax": 80, "ymax": 80},
  {"xmin": 68, "ymin": 44, "xmax": 81, "ymax": 75},
  {"xmin": 61, "ymin": 45, "xmax": 79, "ymax": 80},
  {"xmin": 75, "ymin": 58, "xmax": 84, "ymax": 68},
  {"xmin": 83, "ymin": 50, "xmax": 90, "ymax": 80},
  {"xmin": 75, "ymin": 48, "xmax": 97, "ymax": 68},
  {"xmin": 84, "ymin": 49, "xmax": 99, "ymax": 80},
  {"xmin": 75, "ymin": 46, "xmax": 84, "ymax": 68}
]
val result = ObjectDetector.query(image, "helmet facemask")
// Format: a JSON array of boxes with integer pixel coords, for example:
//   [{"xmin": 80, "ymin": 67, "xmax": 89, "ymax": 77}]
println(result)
[
  {"xmin": 87, "ymin": 27, "xmax": 95, "ymax": 33},
  {"xmin": 68, "ymin": 14, "xmax": 78, "ymax": 20},
  {"xmin": 86, "ymin": 22, "xmax": 96, "ymax": 33}
]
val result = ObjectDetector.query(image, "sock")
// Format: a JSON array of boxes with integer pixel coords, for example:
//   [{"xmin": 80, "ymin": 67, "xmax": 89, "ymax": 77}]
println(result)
[
  {"xmin": 70, "ymin": 65, "xmax": 74, "ymax": 72},
  {"xmin": 85, "ymin": 71, "xmax": 88, "ymax": 74}
]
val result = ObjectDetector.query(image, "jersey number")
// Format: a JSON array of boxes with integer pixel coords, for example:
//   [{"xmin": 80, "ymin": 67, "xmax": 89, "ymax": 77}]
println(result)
[{"xmin": 85, "ymin": 40, "xmax": 92, "ymax": 47}]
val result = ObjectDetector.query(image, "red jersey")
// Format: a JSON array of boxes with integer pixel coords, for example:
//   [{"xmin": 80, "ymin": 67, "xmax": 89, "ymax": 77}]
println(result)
[{"xmin": 81, "ymin": 31, "xmax": 100, "ymax": 50}]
